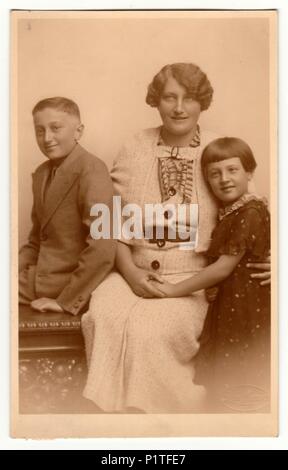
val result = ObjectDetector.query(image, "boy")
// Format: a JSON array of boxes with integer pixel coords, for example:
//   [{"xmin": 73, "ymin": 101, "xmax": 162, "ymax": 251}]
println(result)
[{"xmin": 19, "ymin": 97, "xmax": 116, "ymax": 315}]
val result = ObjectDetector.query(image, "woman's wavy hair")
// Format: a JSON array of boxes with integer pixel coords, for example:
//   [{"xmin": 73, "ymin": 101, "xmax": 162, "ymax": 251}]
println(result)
[
  {"xmin": 201, "ymin": 137, "xmax": 257, "ymax": 181},
  {"xmin": 146, "ymin": 63, "xmax": 214, "ymax": 111}
]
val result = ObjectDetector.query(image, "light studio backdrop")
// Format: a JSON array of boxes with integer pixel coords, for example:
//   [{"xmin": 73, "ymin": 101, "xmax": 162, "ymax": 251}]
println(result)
[{"xmin": 17, "ymin": 12, "xmax": 271, "ymax": 246}]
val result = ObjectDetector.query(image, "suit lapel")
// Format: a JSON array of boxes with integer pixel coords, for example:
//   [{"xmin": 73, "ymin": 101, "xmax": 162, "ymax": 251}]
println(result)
[
  {"xmin": 40, "ymin": 144, "xmax": 85, "ymax": 230},
  {"xmin": 41, "ymin": 173, "xmax": 79, "ymax": 229}
]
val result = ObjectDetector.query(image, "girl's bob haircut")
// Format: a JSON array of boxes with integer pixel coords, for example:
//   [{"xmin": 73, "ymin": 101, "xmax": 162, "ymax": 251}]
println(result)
[{"xmin": 201, "ymin": 137, "xmax": 257, "ymax": 180}]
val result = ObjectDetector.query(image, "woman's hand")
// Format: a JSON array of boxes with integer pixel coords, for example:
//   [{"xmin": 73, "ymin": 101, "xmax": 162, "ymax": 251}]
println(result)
[
  {"xmin": 126, "ymin": 267, "xmax": 166, "ymax": 298},
  {"xmin": 205, "ymin": 286, "xmax": 219, "ymax": 303},
  {"xmin": 117, "ymin": 243, "xmax": 165, "ymax": 297},
  {"xmin": 247, "ymin": 256, "xmax": 271, "ymax": 286},
  {"xmin": 152, "ymin": 280, "xmax": 178, "ymax": 298}
]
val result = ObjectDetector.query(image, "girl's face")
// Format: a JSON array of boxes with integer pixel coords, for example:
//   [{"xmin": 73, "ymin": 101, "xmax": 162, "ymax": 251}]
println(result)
[
  {"xmin": 158, "ymin": 76, "xmax": 201, "ymax": 142},
  {"xmin": 206, "ymin": 157, "xmax": 252, "ymax": 205}
]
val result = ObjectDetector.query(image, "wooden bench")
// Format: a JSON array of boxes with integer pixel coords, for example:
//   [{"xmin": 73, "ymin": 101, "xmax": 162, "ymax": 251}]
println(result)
[{"xmin": 19, "ymin": 304, "xmax": 97, "ymax": 413}]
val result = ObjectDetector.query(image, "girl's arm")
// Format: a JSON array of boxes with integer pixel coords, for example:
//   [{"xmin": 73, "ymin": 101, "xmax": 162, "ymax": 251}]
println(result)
[{"xmin": 159, "ymin": 252, "xmax": 245, "ymax": 298}]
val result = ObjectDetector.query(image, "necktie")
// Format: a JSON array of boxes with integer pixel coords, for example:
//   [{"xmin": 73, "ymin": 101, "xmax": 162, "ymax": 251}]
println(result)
[{"xmin": 44, "ymin": 165, "xmax": 57, "ymax": 201}]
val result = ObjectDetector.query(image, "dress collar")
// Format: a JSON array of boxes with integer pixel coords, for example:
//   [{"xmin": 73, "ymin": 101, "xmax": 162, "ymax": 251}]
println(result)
[
  {"xmin": 157, "ymin": 124, "xmax": 201, "ymax": 149},
  {"xmin": 218, "ymin": 193, "xmax": 268, "ymax": 221}
]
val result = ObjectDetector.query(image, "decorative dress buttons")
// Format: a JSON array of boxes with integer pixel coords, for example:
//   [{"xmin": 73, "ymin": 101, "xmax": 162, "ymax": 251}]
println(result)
[
  {"xmin": 151, "ymin": 260, "xmax": 160, "ymax": 270},
  {"xmin": 168, "ymin": 187, "xmax": 176, "ymax": 197},
  {"xmin": 164, "ymin": 210, "xmax": 173, "ymax": 219},
  {"xmin": 157, "ymin": 240, "xmax": 165, "ymax": 248}
]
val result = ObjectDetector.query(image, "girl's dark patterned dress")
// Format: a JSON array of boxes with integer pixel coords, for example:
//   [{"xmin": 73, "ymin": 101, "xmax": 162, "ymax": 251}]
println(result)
[{"xmin": 194, "ymin": 195, "xmax": 270, "ymax": 411}]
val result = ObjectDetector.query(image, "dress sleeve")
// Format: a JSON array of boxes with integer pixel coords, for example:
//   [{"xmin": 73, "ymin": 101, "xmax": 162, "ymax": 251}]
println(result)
[
  {"xmin": 208, "ymin": 205, "xmax": 270, "ymax": 259},
  {"xmin": 110, "ymin": 140, "xmax": 136, "ymax": 246}
]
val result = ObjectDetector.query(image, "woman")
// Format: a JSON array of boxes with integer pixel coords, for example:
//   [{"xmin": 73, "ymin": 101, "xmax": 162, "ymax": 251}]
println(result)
[{"xmin": 81, "ymin": 63, "xmax": 268, "ymax": 413}]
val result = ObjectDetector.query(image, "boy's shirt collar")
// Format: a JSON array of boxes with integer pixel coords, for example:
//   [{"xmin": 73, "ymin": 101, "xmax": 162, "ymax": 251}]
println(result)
[
  {"xmin": 50, "ymin": 156, "xmax": 67, "ymax": 168},
  {"xmin": 48, "ymin": 143, "xmax": 81, "ymax": 174}
]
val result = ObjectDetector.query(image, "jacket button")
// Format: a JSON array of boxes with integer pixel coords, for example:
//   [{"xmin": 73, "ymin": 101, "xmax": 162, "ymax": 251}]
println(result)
[
  {"xmin": 168, "ymin": 187, "xmax": 176, "ymax": 197},
  {"xmin": 40, "ymin": 233, "xmax": 48, "ymax": 241},
  {"xmin": 151, "ymin": 260, "xmax": 160, "ymax": 270},
  {"xmin": 157, "ymin": 240, "xmax": 165, "ymax": 248}
]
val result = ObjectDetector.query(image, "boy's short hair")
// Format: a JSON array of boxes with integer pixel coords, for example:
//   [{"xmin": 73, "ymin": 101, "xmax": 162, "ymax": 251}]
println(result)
[
  {"xmin": 32, "ymin": 97, "xmax": 81, "ymax": 120},
  {"xmin": 201, "ymin": 137, "xmax": 257, "ymax": 180}
]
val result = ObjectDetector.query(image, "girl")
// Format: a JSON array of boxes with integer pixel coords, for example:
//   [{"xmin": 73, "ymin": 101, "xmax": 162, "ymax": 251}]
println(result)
[{"xmin": 158, "ymin": 137, "xmax": 271, "ymax": 412}]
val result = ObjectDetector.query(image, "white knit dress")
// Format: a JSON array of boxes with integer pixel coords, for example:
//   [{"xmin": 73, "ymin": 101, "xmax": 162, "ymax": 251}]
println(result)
[{"xmin": 81, "ymin": 127, "xmax": 219, "ymax": 413}]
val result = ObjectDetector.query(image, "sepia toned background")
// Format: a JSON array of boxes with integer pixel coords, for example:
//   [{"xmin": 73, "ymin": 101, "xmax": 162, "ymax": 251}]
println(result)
[{"xmin": 17, "ymin": 13, "xmax": 271, "ymax": 247}]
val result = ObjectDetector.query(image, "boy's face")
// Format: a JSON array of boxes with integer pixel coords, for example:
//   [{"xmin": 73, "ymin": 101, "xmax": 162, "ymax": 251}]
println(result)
[
  {"xmin": 206, "ymin": 157, "xmax": 252, "ymax": 205},
  {"xmin": 33, "ymin": 108, "xmax": 83, "ymax": 160}
]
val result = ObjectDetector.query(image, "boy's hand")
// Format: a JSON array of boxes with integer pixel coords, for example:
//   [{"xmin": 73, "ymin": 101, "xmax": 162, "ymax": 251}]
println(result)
[{"xmin": 31, "ymin": 298, "xmax": 64, "ymax": 313}]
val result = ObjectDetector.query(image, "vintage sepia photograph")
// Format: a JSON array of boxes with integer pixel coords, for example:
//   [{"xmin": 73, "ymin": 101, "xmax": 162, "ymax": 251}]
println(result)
[{"xmin": 11, "ymin": 10, "xmax": 277, "ymax": 438}]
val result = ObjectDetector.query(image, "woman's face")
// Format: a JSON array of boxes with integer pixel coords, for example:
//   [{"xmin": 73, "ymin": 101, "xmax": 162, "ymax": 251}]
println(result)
[{"xmin": 158, "ymin": 76, "xmax": 201, "ymax": 140}]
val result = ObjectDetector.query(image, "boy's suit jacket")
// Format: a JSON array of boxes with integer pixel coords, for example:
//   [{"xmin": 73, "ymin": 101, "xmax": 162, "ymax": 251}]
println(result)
[{"xmin": 19, "ymin": 144, "xmax": 116, "ymax": 315}]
